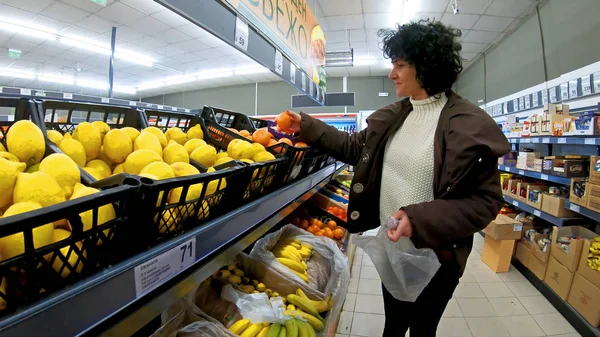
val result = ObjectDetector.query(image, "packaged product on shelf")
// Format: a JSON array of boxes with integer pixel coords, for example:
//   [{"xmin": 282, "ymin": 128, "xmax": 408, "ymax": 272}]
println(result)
[
  {"xmin": 507, "ymin": 179, "xmax": 523, "ymax": 198},
  {"xmin": 526, "ymin": 184, "xmax": 548, "ymax": 208},
  {"xmin": 544, "ymin": 103, "xmax": 570, "ymax": 115},
  {"xmin": 510, "ymin": 122, "xmax": 524, "ymax": 138},
  {"xmin": 542, "ymin": 155, "xmax": 589, "ymax": 178},
  {"xmin": 522, "ymin": 119, "xmax": 532, "ymax": 137},
  {"xmin": 564, "ymin": 112, "xmax": 600, "ymax": 136},
  {"xmin": 530, "ymin": 113, "xmax": 542, "ymax": 136},
  {"xmin": 516, "ymin": 182, "xmax": 531, "ymax": 202},
  {"xmin": 570, "ymin": 178, "xmax": 590, "ymax": 206},
  {"xmin": 586, "ymin": 182, "xmax": 600, "ymax": 212},
  {"xmin": 498, "ymin": 151, "xmax": 517, "ymax": 167},
  {"xmin": 516, "ymin": 151, "xmax": 540, "ymax": 170},
  {"xmin": 589, "ymin": 156, "xmax": 600, "ymax": 184},
  {"xmin": 550, "ymin": 226, "xmax": 598, "ymax": 272},
  {"xmin": 500, "ymin": 174, "xmax": 514, "ymax": 194}
]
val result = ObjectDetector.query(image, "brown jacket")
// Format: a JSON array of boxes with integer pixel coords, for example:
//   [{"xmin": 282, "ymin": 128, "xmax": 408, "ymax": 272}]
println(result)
[{"xmin": 299, "ymin": 92, "xmax": 511, "ymax": 273}]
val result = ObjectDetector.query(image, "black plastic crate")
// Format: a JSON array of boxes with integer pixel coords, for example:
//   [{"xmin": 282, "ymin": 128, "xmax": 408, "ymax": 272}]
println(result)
[
  {"xmin": 201, "ymin": 106, "xmax": 257, "ymax": 132},
  {"xmin": 248, "ymin": 116, "xmax": 268, "ymax": 130},
  {"xmin": 143, "ymin": 109, "xmax": 200, "ymax": 132},
  {"xmin": 0, "ymin": 97, "xmax": 45, "ymax": 139}
]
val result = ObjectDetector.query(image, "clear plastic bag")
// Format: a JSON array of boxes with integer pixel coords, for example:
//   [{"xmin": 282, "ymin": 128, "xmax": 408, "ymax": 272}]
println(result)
[
  {"xmin": 221, "ymin": 284, "xmax": 287, "ymax": 324},
  {"xmin": 353, "ymin": 226, "xmax": 441, "ymax": 302}
]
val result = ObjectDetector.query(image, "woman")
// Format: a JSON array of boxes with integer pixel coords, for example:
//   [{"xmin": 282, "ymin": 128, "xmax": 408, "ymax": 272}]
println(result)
[{"xmin": 285, "ymin": 20, "xmax": 510, "ymax": 336}]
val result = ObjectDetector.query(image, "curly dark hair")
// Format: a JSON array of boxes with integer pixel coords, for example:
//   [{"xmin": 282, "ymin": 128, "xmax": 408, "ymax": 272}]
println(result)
[{"xmin": 379, "ymin": 20, "xmax": 463, "ymax": 96}]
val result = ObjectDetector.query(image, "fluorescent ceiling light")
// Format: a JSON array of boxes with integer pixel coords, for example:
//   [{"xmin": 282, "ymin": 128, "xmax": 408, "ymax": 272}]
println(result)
[
  {"xmin": 38, "ymin": 75, "xmax": 75, "ymax": 85},
  {"xmin": 199, "ymin": 71, "xmax": 233, "ymax": 80},
  {"xmin": 234, "ymin": 67, "xmax": 268, "ymax": 75},
  {"xmin": 165, "ymin": 76, "xmax": 197, "ymax": 85},
  {"xmin": 0, "ymin": 69, "xmax": 35, "ymax": 80},
  {"xmin": 114, "ymin": 85, "xmax": 137, "ymax": 95},
  {"xmin": 137, "ymin": 81, "xmax": 165, "ymax": 91},
  {"xmin": 76, "ymin": 80, "xmax": 108, "ymax": 90}
]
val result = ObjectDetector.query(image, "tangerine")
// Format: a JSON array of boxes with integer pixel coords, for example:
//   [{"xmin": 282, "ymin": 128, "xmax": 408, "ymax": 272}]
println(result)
[
  {"xmin": 315, "ymin": 230, "xmax": 324, "ymax": 236},
  {"xmin": 227, "ymin": 128, "xmax": 239, "ymax": 134},
  {"xmin": 333, "ymin": 228, "xmax": 344, "ymax": 240},
  {"xmin": 300, "ymin": 220, "xmax": 309, "ymax": 230},
  {"xmin": 239, "ymin": 130, "xmax": 251, "ymax": 137},
  {"xmin": 252, "ymin": 129, "xmax": 272, "ymax": 146},
  {"xmin": 323, "ymin": 227, "xmax": 334, "ymax": 239},
  {"xmin": 307, "ymin": 226, "xmax": 317, "ymax": 234},
  {"xmin": 295, "ymin": 142, "xmax": 307, "ymax": 147},
  {"xmin": 327, "ymin": 220, "xmax": 337, "ymax": 230},
  {"xmin": 268, "ymin": 139, "xmax": 277, "ymax": 147},
  {"xmin": 278, "ymin": 138, "xmax": 293, "ymax": 146},
  {"xmin": 276, "ymin": 112, "xmax": 292, "ymax": 133}
]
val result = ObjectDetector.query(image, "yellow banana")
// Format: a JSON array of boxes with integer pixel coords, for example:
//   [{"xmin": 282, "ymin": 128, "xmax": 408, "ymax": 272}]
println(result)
[
  {"xmin": 298, "ymin": 248, "xmax": 311, "ymax": 259},
  {"xmin": 257, "ymin": 326, "xmax": 270, "ymax": 337},
  {"xmin": 283, "ymin": 310, "xmax": 324, "ymax": 332},
  {"xmin": 290, "ymin": 269, "xmax": 309, "ymax": 283},
  {"xmin": 273, "ymin": 245, "xmax": 303, "ymax": 260},
  {"xmin": 303, "ymin": 321, "xmax": 316, "ymax": 337},
  {"xmin": 287, "ymin": 304, "xmax": 296, "ymax": 310},
  {"xmin": 278, "ymin": 326, "xmax": 286, "ymax": 337},
  {"xmin": 229, "ymin": 319, "xmax": 251, "ymax": 334},
  {"xmin": 277, "ymin": 258, "xmax": 306, "ymax": 273},
  {"xmin": 286, "ymin": 294, "xmax": 322, "ymax": 319},
  {"xmin": 284, "ymin": 319, "xmax": 298, "ymax": 337},
  {"xmin": 296, "ymin": 289, "xmax": 331, "ymax": 313},
  {"xmin": 262, "ymin": 322, "xmax": 271, "ymax": 327},
  {"xmin": 241, "ymin": 323, "xmax": 264, "ymax": 337},
  {"xmin": 274, "ymin": 250, "xmax": 302, "ymax": 263},
  {"xmin": 297, "ymin": 319, "xmax": 309, "ymax": 337},
  {"xmin": 279, "ymin": 241, "xmax": 302, "ymax": 250},
  {"xmin": 267, "ymin": 323, "xmax": 282, "ymax": 337},
  {"xmin": 300, "ymin": 260, "xmax": 307, "ymax": 270},
  {"xmin": 300, "ymin": 242, "xmax": 312, "ymax": 250}
]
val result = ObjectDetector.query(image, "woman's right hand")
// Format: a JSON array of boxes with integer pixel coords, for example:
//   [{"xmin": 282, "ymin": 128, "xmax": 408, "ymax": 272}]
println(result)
[{"xmin": 284, "ymin": 110, "xmax": 301, "ymax": 133}]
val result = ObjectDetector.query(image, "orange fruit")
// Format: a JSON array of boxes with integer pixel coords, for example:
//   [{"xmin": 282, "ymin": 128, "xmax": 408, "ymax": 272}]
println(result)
[
  {"xmin": 268, "ymin": 139, "xmax": 277, "ymax": 146},
  {"xmin": 252, "ymin": 129, "xmax": 272, "ymax": 146},
  {"xmin": 315, "ymin": 230, "xmax": 324, "ymax": 236},
  {"xmin": 295, "ymin": 142, "xmax": 307, "ymax": 147},
  {"xmin": 278, "ymin": 138, "xmax": 293, "ymax": 146},
  {"xmin": 327, "ymin": 220, "xmax": 337, "ymax": 230},
  {"xmin": 333, "ymin": 228, "xmax": 344, "ymax": 240},
  {"xmin": 307, "ymin": 226, "xmax": 317, "ymax": 234},
  {"xmin": 300, "ymin": 219, "xmax": 309, "ymax": 230},
  {"xmin": 227, "ymin": 128, "xmax": 239, "ymax": 134},
  {"xmin": 276, "ymin": 112, "xmax": 292, "ymax": 133},
  {"xmin": 239, "ymin": 130, "xmax": 251, "ymax": 137},
  {"xmin": 323, "ymin": 227, "xmax": 334, "ymax": 239},
  {"xmin": 309, "ymin": 218, "xmax": 319, "ymax": 227}
]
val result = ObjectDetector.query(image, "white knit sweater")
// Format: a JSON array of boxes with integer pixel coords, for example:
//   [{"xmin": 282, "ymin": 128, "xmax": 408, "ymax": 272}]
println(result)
[{"xmin": 379, "ymin": 93, "xmax": 448, "ymax": 225}]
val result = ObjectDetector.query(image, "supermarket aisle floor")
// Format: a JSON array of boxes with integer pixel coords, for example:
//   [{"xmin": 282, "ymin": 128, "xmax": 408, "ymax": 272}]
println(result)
[{"xmin": 336, "ymin": 234, "xmax": 581, "ymax": 337}]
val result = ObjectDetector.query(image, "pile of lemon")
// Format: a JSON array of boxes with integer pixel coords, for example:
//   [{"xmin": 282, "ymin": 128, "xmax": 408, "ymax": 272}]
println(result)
[{"xmin": 0, "ymin": 120, "xmax": 116, "ymax": 286}]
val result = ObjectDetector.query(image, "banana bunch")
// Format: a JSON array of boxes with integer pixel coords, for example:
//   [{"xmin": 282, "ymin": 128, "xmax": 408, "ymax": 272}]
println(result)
[
  {"xmin": 278, "ymin": 288, "xmax": 333, "ymax": 332},
  {"xmin": 587, "ymin": 237, "xmax": 600, "ymax": 271},
  {"xmin": 271, "ymin": 239, "xmax": 313, "ymax": 283},
  {"xmin": 213, "ymin": 263, "xmax": 271, "ymax": 295},
  {"xmin": 229, "ymin": 319, "xmax": 271, "ymax": 337},
  {"xmin": 229, "ymin": 318, "xmax": 315, "ymax": 337}
]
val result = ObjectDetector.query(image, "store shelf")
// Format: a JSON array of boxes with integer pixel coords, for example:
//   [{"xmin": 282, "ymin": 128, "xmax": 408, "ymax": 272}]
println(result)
[
  {"xmin": 0, "ymin": 164, "xmax": 339, "ymax": 337},
  {"xmin": 498, "ymin": 165, "xmax": 571, "ymax": 186},
  {"xmin": 512, "ymin": 259, "xmax": 600, "ymax": 337},
  {"xmin": 507, "ymin": 136, "xmax": 600, "ymax": 145},
  {"xmin": 564, "ymin": 199, "xmax": 600, "ymax": 222},
  {"xmin": 502, "ymin": 195, "xmax": 583, "ymax": 226}
]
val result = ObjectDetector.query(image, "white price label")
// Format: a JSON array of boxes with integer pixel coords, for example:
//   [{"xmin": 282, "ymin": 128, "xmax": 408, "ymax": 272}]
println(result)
[
  {"xmin": 532, "ymin": 93, "xmax": 539, "ymax": 106},
  {"xmin": 594, "ymin": 72, "xmax": 600, "ymax": 93},
  {"xmin": 309, "ymin": 82, "xmax": 314, "ymax": 96},
  {"xmin": 274, "ymin": 50, "xmax": 283, "ymax": 75},
  {"xmin": 542, "ymin": 89, "xmax": 548, "ymax": 105},
  {"xmin": 542, "ymin": 138, "xmax": 550, "ymax": 143},
  {"xmin": 534, "ymin": 210, "xmax": 541, "ymax": 217},
  {"xmin": 582, "ymin": 75, "xmax": 592, "ymax": 96},
  {"xmin": 171, "ymin": 107, "xmax": 177, "ymax": 111},
  {"xmin": 513, "ymin": 99, "xmax": 519, "ymax": 111},
  {"xmin": 157, "ymin": 105, "xmax": 164, "ymax": 109},
  {"xmin": 522, "ymin": 138, "xmax": 531, "ymax": 143},
  {"xmin": 20, "ymin": 88, "xmax": 31, "ymax": 95},
  {"xmin": 290, "ymin": 63, "xmax": 296, "ymax": 84},
  {"xmin": 185, "ymin": 109, "xmax": 190, "ymax": 113},
  {"xmin": 234, "ymin": 17, "xmax": 249, "ymax": 51},
  {"xmin": 63, "ymin": 93, "xmax": 73, "ymax": 99},
  {"xmin": 570, "ymin": 203, "xmax": 580, "ymax": 212},
  {"xmin": 541, "ymin": 174, "xmax": 549, "ymax": 180},
  {"xmin": 525, "ymin": 95, "xmax": 531, "ymax": 109},
  {"xmin": 0, "ymin": 87, "xmax": 2, "ymax": 94},
  {"xmin": 560, "ymin": 82, "xmax": 569, "ymax": 101},
  {"xmin": 129, "ymin": 101, "xmax": 137, "ymax": 107},
  {"xmin": 301, "ymin": 73, "xmax": 306, "ymax": 91},
  {"xmin": 101, "ymin": 97, "xmax": 110, "ymax": 103},
  {"xmin": 549, "ymin": 88, "xmax": 557, "ymax": 103},
  {"xmin": 519, "ymin": 97, "xmax": 525, "ymax": 110},
  {"xmin": 316, "ymin": 86, "xmax": 320, "ymax": 100},
  {"xmin": 512, "ymin": 200, "xmax": 519, "ymax": 207},
  {"xmin": 569, "ymin": 80, "xmax": 578, "ymax": 99},
  {"xmin": 146, "ymin": 103, "xmax": 153, "ymax": 108},
  {"xmin": 35, "ymin": 91, "xmax": 46, "ymax": 97},
  {"xmin": 134, "ymin": 238, "xmax": 196, "ymax": 297},
  {"xmin": 513, "ymin": 224, "xmax": 523, "ymax": 232},
  {"xmin": 531, "ymin": 138, "xmax": 540, "ymax": 143},
  {"xmin": 558, "ymin": 138, "xmax": 567, "ymax": 144},
  {"xmin": 518, "ymin": 170, "xmax": 525, "ymax": 175},
  {"xmin": 585, "ymin": 138, "xmax": 596, "ymax": 145}
]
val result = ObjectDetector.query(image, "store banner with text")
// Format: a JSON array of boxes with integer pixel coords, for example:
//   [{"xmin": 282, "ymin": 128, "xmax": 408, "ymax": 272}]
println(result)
[{"xmin": 221, "ymin": 0, "xmax": 326, "ymax": 91}]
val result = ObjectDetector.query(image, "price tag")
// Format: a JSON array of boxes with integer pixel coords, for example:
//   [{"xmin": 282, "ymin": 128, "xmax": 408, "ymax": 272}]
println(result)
[
  {"xmin": 558, "ymin": 138, "xmax": 567, "ymax": 144},
  {"xmin": 63, "ymin": 93, "xmax": 73, "ymax": 99},
  {"xmin": 585, "ymin": 138, "xmax": 596, "ymax": 145},
  {"xmin": 519, "ymin": 97, "xmax": 524, "ymax": 110},
  {"xmin": 185, "ymin": 109, "xmax": 190, "ymax": 113},
  {"xmin": 534, "ymin": 210, "xmax": 541, "ymax": 217},
  {"xmin": 522, "ymin": 138, "xmax": 531, "ymax": 143},
  {"xmin": 101, "ymin": 97, "xmax": 110, "ymax": 103},
  {"xmin": 570, "ymin": 203, "xmax": 581, "ymax": 213},
  {"xmin": 20, "ymin": 88, "xmax": 31, "ymax": 95},
  {"xmin": 518, "ymin": 170, "xmax": 525, "ymax": 175},
  {"xmin": 301, "ymin": 73, "xmax": 306, "ymax": 91},
  {"xmin": 157, "ymin": 105, "xmax": 164, "ymax": 109},
  {"xmin": 146, "ymin": 103, "xmax": 153, "ymax": 108},
  {"xmin": 549, "ymin": 88, "xmax": 557, "ymax": 103},
  {"xmin": 172, "ymin": 107, "xmax": 178, "ymax": 111},
  {"xmin": 129, "ymin": 101, "xmax": 137, "ymax": 107},
  {"xmin": 513, "ymin": 98, "xmax": 519, "ymax": 111},
  {"xmin": 525, "ymin": 95, "xmax": 531, "ymax": 109},
  {"xmin": 512, "ymin": 200, "xmax": 519, "ymax": 207},
  {"xmin": 560, "ymin": 82, "xmax": 569, "ymax": 101},
  {"xmin": 234, "ymin": 17, "xmax": 249, "ymax": 51},
  {"xmin": 513, "ymin": 223, "xmax": 523, "ymax": 232},
  {"xmin": 35, "ymin": 91, "xmax": 46, "ymax": 97},
  {"xmin": 582, "ymin": 75, "xmax": 592, "ymax": 96},
  {"xmin": 134, "ymin": 238, "xmax": 196, "ymax": 297},
  {"xmin": 309, "ymin": 82, "xmax": 314, "ymax": 96},
  {"xmin": 316, "ymin": 86, "xmax": 320, "ymax": 100},
  {"xmin": 542, "ymin": 138, "xmax": 550, "ymax": 143},
  {"xmin": 541, "ymin": 174, "xmax": 549, "ymax": 180},
  {"xmin": 594, "ymin": 72, "xmax": 600, "ymax": 93},
  {"xmin": 531, "ymin": 138, "xmax": 540, "ymax": 143},
  {"xmin": 0, "ymin": 87, "xmax": 2, "ymax": 94},
  {"xmin": 290, "ymin": 63, "xmax": 296, "ymax": 84},
  {"xmin": 274, "ymin": 50, "xmax": 283, "ymax": 75},
  {"xmin": 532, "ymin": 93, "xmax": 539, "ymax": 106},
  {"xmin": 542, "ymin": 89, "xmax": 548, "ymax": 105},
  {"xmin": 569, "ymin": 79, "xmax": 578, "ymax": 99}
]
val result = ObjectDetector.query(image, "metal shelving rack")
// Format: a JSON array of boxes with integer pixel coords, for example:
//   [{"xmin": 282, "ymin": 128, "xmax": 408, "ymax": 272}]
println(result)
[
  {"xmin": 498, "ymin": 165, "xmax": 572, "ymax": 186},
  {"xmin": 0, "ymin": 163, "xmax": 343, "ymax": 336},
  {"xmin": 502, "ymin": 195, "xmax": 583, "ymax": 226}
]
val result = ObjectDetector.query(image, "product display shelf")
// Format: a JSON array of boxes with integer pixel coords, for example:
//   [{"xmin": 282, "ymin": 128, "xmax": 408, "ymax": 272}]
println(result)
[
  {"xmin": 0, "ymin": 163, "xmax": 340, "ymax": 337},
  {"xmin": 502, "ymin": 195, "xmax": 583, "ymax": 226},
  {"xmin": 507, "ymin": 137, "xmax": 600, "ymax": 145},
  {"xmin": 564, "ymin": 199, "xmax": 600, "ymax": 223},
  {"xmin": 498, "ymin": 165, "xmax": 572, "ymax": 186},
  {"xmin": 511, "ymin": 259, "xmax": 600, "ymax": 337}
]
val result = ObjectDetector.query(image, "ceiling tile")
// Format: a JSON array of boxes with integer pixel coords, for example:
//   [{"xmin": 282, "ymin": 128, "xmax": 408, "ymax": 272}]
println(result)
[
  {"xmin": 461, "ymin": 52, "xmax": 480, "ymax": 61},
  {"xmin": 33, "ymin": 43, "xmax": 69, "ymax": 57},
  {"xmin": 319, "ymin": 0, "xmax": 362, "ymax": 16},
  {"xmin": 29, "ymin": 15, "xmax": 72, "ymax": 33},
  {"xmin": 460, "ymin": 42, "xmax": 488, "ymax": 53},
  {"xmin": 43, "ymin": 2, "xmax": 90, "ymax": 25},
  {"xmin": 350, "ymin": 41, "xmax": 368, "ymax": 52},
  {"xmin": 172, "ymin": 40, "xmax": 211, "ymax": 53},
  {"xmin": 361, "ymin": 0, "xmax": 395, "ymax": 13},
  {"xmin": 177, "ymin": 24, "xmax": 212, "ymax": 39},
  {"xmin": 445, "ymin": 0, "xmax": 493, "ymax": 14},
  {"xmin": 113, "ymin": 26, "xmax": 144, "ymax": 43},
  {"xmin": 408, "ymin": 12, "xmax": 444, "ymax": 22},
  {"xmin": 96, "ymin": 2, "xmax": 145, "ymax": 25},
  {"xmin": 462, "ymin": 30, "xmax": 498, "ymax": 43},
  {"xmin": 215, "ymin": 45, "xmax": 240, "ymax": 56},
  {"xmin": 75, "ymin": 15, "xmax": 115, "ymax": 34},
  {"xmin": 349, "ymin": 29, "xmax": 366, "ymax": 42},
  {"xmin": 134, "ymin": 36, "xmax": 168, "ymax": 50},
  {"xmin": 0, "ymin": 4, "xmax": 39, "ymax": 22},
  {"xmin": 5, "ymin": 39, "xmax": 39, "ymax": 53},
  {"xmin": 0, "ymin": 0, "xmax": 54, "ymax": 14},
  {"xmin": 11, "ymin": 59, "xmax": 43, "ymax": 69},
  {"xmin": 127, "ymin": 16, "xmax": 171, "ymax": 35},
  {"xmin": 441, "ymin": 13, "xmax": 480, "ymax": 30},
  {"xmin": 414, "ymin": 0, "xmax": 450, "ymax": 13},
  {"xmin": 153, "ymin": 45, "xmax": 186, "ymax": 57},
  {"xmin": 171, "ymin": 53, "xmax": 203, "ymax": 63},
  {"xmin": 485, "ymin": 0, "xmax": 535, "ymax": 18},
  {"xmin": 60, "ymin": 26, "xmax": 100, "ymax": 41},
  {"xmin": 151, "ymin": 9, "xmax": 191, "ymax": 27},
  {"xmin": 199, "ymin": 34, "xmax": 226, "ymax": 48},
  {"xmin": 325, "ymin": 15, "xmax": 364, "ymax": 30},
  {"xmin": 61, "ymin": 0, "xmax": 116, "ymax": 13},
  {"xmin": 119, "ymin": 0, "xmax": 165, "ymax": 14},
  {"xmin": 324, "ymin": 30, "xmax": 349, "ymax": 43},
  {"xmin": 364, "ymin": 13, "xmax": 396, "ymax": 29},
  {"xmin": 472, "ymin": 15, "xmax": 514, "ymax": 32},
  {"xmin": 195, "ymin": 48, "xmax": 224, "ymax": 59},
  {"xmin": 326, "ymin": 42, "xmax": 351, "ymax": 52}
]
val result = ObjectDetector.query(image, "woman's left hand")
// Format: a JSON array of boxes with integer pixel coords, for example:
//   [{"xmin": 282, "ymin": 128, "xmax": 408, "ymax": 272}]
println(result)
[{"xmin": 387, "ymin": 209, "xmax": 413, "ymax": 242}]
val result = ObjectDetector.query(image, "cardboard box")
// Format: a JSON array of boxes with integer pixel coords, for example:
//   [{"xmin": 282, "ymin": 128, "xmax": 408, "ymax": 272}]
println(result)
[
  {"xmin": 551, "ymin": 159, "xmax": 589, "ymax": 178},
  {"xmin": 508, "ymin": 179, "xmax": 522, "ymax": 199},
  {"xmin": 570, "ymin": 178, "xmax": 590, "ymax": 207},
  {"xmin": 515, "ymin": 241, "xmax": 531, "ymax": 267},
  {"xmin": 589, "ymin": 183, "xmax": 600, "ymax": 200},
  {"xmin": 500, "ymin": 174, "xmax": 513, "ymax": 195},
  {"xmin": 516, "ymin": 182, "xmax": 530, "ymax": 202},
  {"xmin": 531, "ymin": 233, "xmax": 551, "ymax": 263},
  {"xmin": 588, "ymin": 195, "xmax": 600, "ymax": 213},
  {"xmin": 482, "ymin": 235, "xmax": 516, "ymax": 273},
  {"xmin": 551, "ymin": 226, "xmax": 599, "ymax": 272},
  {"xmin": 540, "ymin": 113, "xmax": 572, "ymax": 136},
  {"xmin": 529, "ymin": 253, "xmax": 548, "ymax": 280},
  {"xmin": 482, "ymin": 215, "xmax": 524, "ymax": 241},
  {"xmin": 530, "ymin": 114, "xmax": 542, "ymax": 135},
  {"xmin": 567, "ymin": 273, "xmax": 600, "ymax": 327},
  {"xmin": 541, "ymin": 194, "xmax": 576, "ymax": 218},
  {"xmin": 498, "ymin": 158, "xmax": 517, "ymax": 167},
  {"xmin": 544, "ymin": 256, "xmax": 575, "ymax": 300},
  {"xmin": 590, "ymin": 156, "xmax": 600, "ymax": 184},
  {"xmin": 577, "ymin": 240, "xmax": 600, "ymax": 290},
  {"xmin": 564, "ymin": 114, "xmax": 600, "ymax": 136},
  {"xmin": 544, "ymin": 103, "xmax": 570, "ymax": 115},
  {"xmin": 526, "ymin": 185, "xmax": 547, "ymax": 209}
]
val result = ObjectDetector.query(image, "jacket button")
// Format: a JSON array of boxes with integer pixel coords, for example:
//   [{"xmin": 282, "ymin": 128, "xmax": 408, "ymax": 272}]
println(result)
[
  {"xmin": 361, "ymin": 153, "xmax": 369, "ymax": 163},
  {"xmin": 478, "ymin": 158, "xmax": 482, "ymax": 162},
  {"xmin": 447, "ymin": 186, "xmax": 451, "ymax": 192},
  {"xmin": 350, "ymin": 210, "xmax": 360, "ymax": 220},
  {"xmin": 353, "ymin": 183, "xmax": 364, "ymax": 193}
]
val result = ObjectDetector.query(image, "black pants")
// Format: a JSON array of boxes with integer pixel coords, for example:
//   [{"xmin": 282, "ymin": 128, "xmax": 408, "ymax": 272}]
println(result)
[{"xmin": 382, "ymin": 262, "xmax": 461, "ymax": 337}]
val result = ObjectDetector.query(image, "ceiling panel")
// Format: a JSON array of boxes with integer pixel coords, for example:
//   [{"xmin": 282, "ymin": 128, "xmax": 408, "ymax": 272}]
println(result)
[
  {"xmin": 151, "ymin": 9, "xmax": 191, "ymax": 27},
  {"xmin": 0, "ymin": 4, "xmax": 38, "ymax": 22},
  {"xmin": 414, "ymin": 0, "xmax": 451, "ymax": 13},
  {"xmin": 325, "ymin": 15, "xmax": 364, "ymax": 30},
  {"xmin": 60, "ymin": 0, "xmax": 116, "ymax": 13},
  {"xmin": 29, "ymin": 15, "xmax": 71, "ymax": 32},
  {"xmin": 127, "ymin": 16, "xmax": 171, "ymax": 35},
  {"xmin": 462, "ymin": 30, "xmax": 499, "ymax": 43},
  {"xmin": 361, "ymin": 0, "xmax": 394, "ymax": 14},
  {"xmin": 349, "ymin": 29, "xmax": 366, "ymax": 42},
  {"xmin": 440, "ymin": 13, "xmax": 480, "ymax": 30},
  {"xmin": 445, "ymin": 0, "xmax": 493, "ymax": 14},
  {"xmin": 1, "ymin": 0, "xmax": 55, "ymax": 14},
  {"xmin": 472, "ymin": 15, "xmax": 514, "ymax": 32},
  {"xmin": 324, "ymin": 30, "xmax": 348, "ymax": 43},
  {"xmin": 42, "ymin": 2, "xmax": 90, "ymax": 24},
  {"xmin": 177, "ymin": 23, "xmax": 212, "ymax": 39},
  {"xmin": 461, "ymin": 42, "xmax": 488, "ymax": 53},
  {"xmin": 119, "ymin": 0, "xmax": 165, "ymax": 15},
  {"xmin": 485, "ymin": 0, "xmax": 535, "ymax": 18},
  {"xmin": 319, "ymin": 0, "xmax": 362, "ymax": 16},
  {"xmin": 96, "ymin": 2, "xmax": 145, "ymax": 25},
  {"xmin": 363, "ymin": 13, "xmax": 395, "ymax": 29}
]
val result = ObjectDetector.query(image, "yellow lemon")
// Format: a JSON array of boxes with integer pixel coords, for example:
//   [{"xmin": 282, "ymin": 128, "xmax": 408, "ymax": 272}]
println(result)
[
  {"xmin": 214, "ymin": 157, "xmax": 234, "ymax": 166},
  {"xmin": 134, "ymin": 132, "xmax": 162, "ymax": 157},
  {"xmin": 227, "ymin": 139, "xmax": 244, "ymax": 155},
  {"xmin": 121, "ymin": 127, "xmax": 140, "ymax": 143},
  {"xmin": 241, "ymin": 143, "xmax": 265, "ymax": 160},
  {"xmin": 26, "ymin": 163, "xmax": 40, "ymax": 173},
  {"xmin": 0, "ymin": 202, "xmax": 54, "ymax": 261},
  {"xmin": 59, "ymin": 139, "xmax": 86, "ymax": 167},
  {"xmin": 240, "ymin": 158, "xmax": 254, "ymax": 164},
  {"xmin": 123, "ymin": 149, "xmax": 163, "ymax": 175},
  {"xmin": 0, "ymin": 152, "xmax": 19, "ymax": 162},
  {"xmin": 170, "ymin": 162, "xmax": 200, "ymax": 177},
  {"xmin": 206, "ymin": 167, "xmax": 226, "ymax": 195},
  {"xmin": 0, "ymin": 159, "xmax": 27, "ymax": 208},
  {"xmin": 51, "ymin": 229, "xmax": 86, "ymax": 278},
  {"xmin": 163, "ymin": 141, "xmax": 189, "ymax": 165},
  {"xmin": 104, "ymin": 129, "xmax": 132, "ymax": 164},
  {"xmin": 184, "ymin": 139, "xmax": 207, "ymax": 155},
  {"xmin": 142, "ymin": 127, "xmax": 167, "ymax": 148},
  {"xmin": 97, "ymin": 146, "xmax": 113, "ymax": 167},
  {"xmin": 14, "ymin": 172, "xmax": 66, "ymax": 207},
  {"xmin": 69, "ymin": 183, "xmax": 116, "ymax": 232},
  {"xmin": 91, "ymin": 121, "xmax": 110, "ymax": 141},
  {"xmin": 73, "ymin": 122, "xmax": 101, "ymax": 162},
  {"xmin": 253, "ymin": 151, "xmax": 276, "ymax": 162},
  {"xmin": 83, "ymin": 167, "xmax": 104, "ymax": 180},
  {"xmin": 165, "ymin": 127, "xmax": 187, "ymax": 145},
  {"xmin": 140, "ymin": 162, "xmax": 175, "ymax": 180},
  {"xmin": 86, "ymin": 159, "xmax": 111, "ymax": 179},
  {"xmin": 216, "ymin": 152, "xmax": 229, "ymax": 160},
  {"xmin": 39, "ymin": 153, "xmax": 81, "ymax": 199},
  {"xmin": 230, "ymin": 141, "xmax": 251, "ymax": 160},
  {"xmin": 190, "ymin": 145, "xmax": 217, "ymax": 168},
  {"xmin": 187, "ymin": 124, "xmax": 204, "ymax": 140},
  {"xmin": 6, "ymin": 120, "xmax": 45, "ymax": 166},
  {"xmin": 0, "ymin": 143, "xmax": 5, "ymax": 152},
  {"xmin": 63, "ymin": 132, "xmax": 72, "ymax": 140},
  {"xmin": 46, "ymin": 130, "xmax": 64, "ymax": 145},
  {"xmin": 112, "ymin": 163, "xmax": 124, "ymax": 175}
]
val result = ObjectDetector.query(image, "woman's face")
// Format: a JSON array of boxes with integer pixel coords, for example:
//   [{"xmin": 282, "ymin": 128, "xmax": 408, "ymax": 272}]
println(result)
[{"xmin": 388, "ymin": 59, "xmax": 426, "ymax": 99}]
